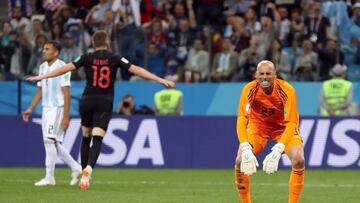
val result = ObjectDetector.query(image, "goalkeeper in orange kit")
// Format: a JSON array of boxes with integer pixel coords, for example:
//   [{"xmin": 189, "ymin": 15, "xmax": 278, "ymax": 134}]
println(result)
[{"xmin": 234, "ymin": 60, "xmax": 305, "ymax": 203}]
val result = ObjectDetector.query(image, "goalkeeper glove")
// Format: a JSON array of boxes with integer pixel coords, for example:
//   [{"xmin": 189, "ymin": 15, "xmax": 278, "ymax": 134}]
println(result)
[
  {"xmin": 263, "ymin": 142, "xmax": 285, "ymax": 174},
  {"xmin": 240, "ymin": 142, "xmax": 259, "ymax": 176}
]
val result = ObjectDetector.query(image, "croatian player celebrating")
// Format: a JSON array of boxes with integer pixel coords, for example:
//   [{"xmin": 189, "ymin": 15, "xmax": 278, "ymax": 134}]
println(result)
[
  {"xmin": 23, "ymin": 41, "xmax": 82, "ymax": 186},
  {"xmin": 27, "ymin": 31, "xmax": 175, "ymax": 190}
]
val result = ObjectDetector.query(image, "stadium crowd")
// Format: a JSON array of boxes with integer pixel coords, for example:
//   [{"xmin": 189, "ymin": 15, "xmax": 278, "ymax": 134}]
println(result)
[{"xmin": 0, "ymin": 0, "xmax": 359, "ymax": 82}]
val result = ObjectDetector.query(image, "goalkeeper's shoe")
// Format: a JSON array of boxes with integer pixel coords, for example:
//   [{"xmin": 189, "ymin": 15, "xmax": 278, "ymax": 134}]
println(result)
[
  {"xmin": 79, "ymin": 166, "xmax": 92, "ymax": 191},
  {"xmin": 70, "ymin": 165, "xmax": 82, "ymax": 186},
  {"xmin": 34, "ymin": 178, "xmax": 56, "ymax": 186}
]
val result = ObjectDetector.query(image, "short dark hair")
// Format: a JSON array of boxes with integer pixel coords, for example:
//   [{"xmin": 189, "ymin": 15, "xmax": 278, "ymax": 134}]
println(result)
[
  {"xmin": 92, "ymin": 31, "xmax": 109, "ymax": 48},
  {"xmin": 44, "ymin": 40, "xmax": 61, "ymax": 54}
]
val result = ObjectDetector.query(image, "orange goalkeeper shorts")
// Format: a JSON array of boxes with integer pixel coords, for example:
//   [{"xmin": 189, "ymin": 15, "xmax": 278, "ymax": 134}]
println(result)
[{"xmin": 246, "ymin": 123, "xmax": 303, "ymax": 155}]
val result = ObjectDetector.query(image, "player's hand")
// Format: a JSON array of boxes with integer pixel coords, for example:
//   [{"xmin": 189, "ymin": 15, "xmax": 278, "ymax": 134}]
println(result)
[
  {"xmin": 61, "ymin": 116, "xmax": 70, "ymax": 130},
  {"xmin": 158, "ymin": 78, "xmax": 175, "ymax": 88},
  {"xmin": 240, "ymin": 142, "xmax": 259, "ymax": 176},
  {"xmin": 263, "ymin": 142, "xmax": 285, "ymax": 174},
  {"xmin": 22, "ymin": 108, "xmax": 32, "ymax": 122},
  {"xmin": 25, "ymin": 75, "xmax": 43, "ymax": 82}
]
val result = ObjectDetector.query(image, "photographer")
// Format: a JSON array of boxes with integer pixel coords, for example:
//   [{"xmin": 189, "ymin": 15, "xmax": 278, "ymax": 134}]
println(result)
[
  {"xmin": 117, "ymin": 94, "xmax": 137, "ymax": 115},
  {"xmin": 116, "ymin": 94, "xmax": 155, "ymax": 115}
]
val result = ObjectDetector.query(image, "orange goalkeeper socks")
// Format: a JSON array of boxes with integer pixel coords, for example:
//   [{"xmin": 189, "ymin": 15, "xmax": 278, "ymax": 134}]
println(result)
[
  {"xmin": 235, "ymin": 165, "xmax": 251, "ymax": 203},
  {"xmin": 289, "ymin": 167, "xmax": 305, "ymax": 203}
]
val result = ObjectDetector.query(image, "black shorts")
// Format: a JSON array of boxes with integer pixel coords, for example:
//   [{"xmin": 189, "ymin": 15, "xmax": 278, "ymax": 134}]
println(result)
[{"xmin": 79, "ymin": 95, "xmax": 114, "ymax": 131}]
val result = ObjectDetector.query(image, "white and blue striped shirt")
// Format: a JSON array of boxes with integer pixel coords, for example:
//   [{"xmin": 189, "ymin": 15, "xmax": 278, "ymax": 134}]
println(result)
[{"xmin": 37, "ymin": 59, "xmax": 71, "ymax": 107}]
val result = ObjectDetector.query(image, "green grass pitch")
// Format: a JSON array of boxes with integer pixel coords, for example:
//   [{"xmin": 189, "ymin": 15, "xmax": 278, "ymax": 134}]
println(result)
[{"xmin": 0, "ymin": 168, "xmax": 359, "ymax": 203}]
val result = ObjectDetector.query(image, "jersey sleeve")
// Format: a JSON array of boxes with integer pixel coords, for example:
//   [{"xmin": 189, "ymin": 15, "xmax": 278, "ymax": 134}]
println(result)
[
  {"xmin": 115, "ymin": 55, "xmax": 131, "ymax": 70},
  {"xmin": 236, "ymin": 85, "xmax": 251, "ymax": 143},
  {"xmin": 72, "ymin": 54, "xmax": 87, "ymax": 69},
  {"xmin": 60, "ymin": 71, "xmax": 71, "ymax": 87},
  {"xmin": 279, "ymin": 86, "xmax": 299, "ymax": 145},
  {"xmin": 283, "ymin": 86, "xmax": 299, "ymax": 124}
]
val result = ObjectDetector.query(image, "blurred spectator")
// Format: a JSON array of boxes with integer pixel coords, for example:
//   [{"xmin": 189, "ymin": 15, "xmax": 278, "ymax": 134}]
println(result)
[
  {"xmin": 183, "ymin": 38, "xmax": 210, "ymax": 82},
  {"xmin": 168, "ymin": 1, "xmax": 196, "ymax": 30},
  {"xmin": 10, "ymin": 6, "xmax": 31, "ymax": 33},
  {"xmin": 288, "ymin": 7, "xmax": 304, "ymax": 49},
  {"xmin": 352, "ymin": 3, "xmax": 360, "ymax": 27},
  {"xmin": 52, "ymin": 5, "xmax": 75, "ymax": 27},
  {"xmin": 318, "ymin": 38, "xmax": 344, "ymax": 81},
  {"xmin": 154, "ymin": 86, "xmax": 183, "ymax": 116},
  {"xmin": 99, "ymin": 9, "xmax": 119, "ymax": 52},
  {"xmin": 244, "ymin": 7, "xmax": 262, "ymax": 35},
  {"xmin": 59, "ymin": 32, "xmax": 81, "ymax": 63},
  {"xmin": 196, "ymin": 0, "xmax": 223, "ymax": 28},
  {"xmin": 232, "ymin": 35, "xmax": 265, "ymax": 81},
  {"xmin": 320, "ymin": 64, "xmax": 357, "ymax": 116},
  {"xmin": 59, "ymin": 32, "xmax": 83, "ymax": 80},
  {"xmin": 265, "ymin": 39, "xmax": 292, "ymax": 80},
  {"xmin": 112, "ymin": 0, "xmax": 144, "ymax": 80},
  {"xmin": 258, "ymin": 13, "xmax": 280, "ymax": 55},
  {"xmin": 26, "ymin": 18, "xmax": 48, "ymax": 47},
  {"xmin": 229, "ymin": 16, "xmax": 250, "ymax": 53},
  {"xmin": 164, "ymin": 58, "xmax": 180, "ymax": 82},
  {"xmin": 277, "ymin": 5, "xmax": 291, "ymax": 47},
  {"xmin": 168, "ymin": 17, "xmax": 197, "ymax": 64},
  {"xmin": 146, "ymin": 19, "xmax": 168, "ymax": 47},
  {"xmin": 50, "ymin": 23, "xmax": 63, "ymax": 43},
  {"xmin": 9, "ymin": 31, "xmax": 31, "ymax": 78},
  {"xmin": 254, "ymin": 0, "xmax": 275, "ymax": 19},
  {"xmin": 303, "ymin": 1, "xmax": 332, "ymax": 49},
  {"xmin": 42, "ymin": 0, "xmax": 65, "ymax": 27},
  {"xmin": 211, "ymin": 37, "xmax": 238, "ymax": 82},
  {"xmin": 64, "ymin": 18, "xmax": 91, "ymax": 54},
  {"xmin": 294, "ymin": 38, "xmax": 320, "ymax": 81},
  {"xmin": 224, "ymin": 0, "xmax": 251, "ymax": 17},
  {"xmin": 26, "ymin": 33, "xmax": 47, "ymax": 75},
  {"xmin": 112, "ymin": 0, "xmax": 141, "ymax": 27},
  {"xmin": 0, "ymin": 21, "xmax": 16, "ymax": 72},
  {"xmin": 140, "ymin": 0, "xmax": 159, "ymax": 24},
  {"xmin": 133, "ymin": 42, "xmax": 166, "ymax": 80},
  {"xmin": 85, "ymin": 0, "xmax": 111, "ymax": 27}
]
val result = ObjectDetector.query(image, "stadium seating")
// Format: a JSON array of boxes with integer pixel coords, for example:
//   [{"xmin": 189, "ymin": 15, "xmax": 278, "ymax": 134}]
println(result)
[{"xmin": 347, "ymin": 64, "xmax": 360, "ymax": 82}]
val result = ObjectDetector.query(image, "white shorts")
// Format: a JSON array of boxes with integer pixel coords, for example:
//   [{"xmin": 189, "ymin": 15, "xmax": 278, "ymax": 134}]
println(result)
[{"xmin": 42, "ymin": 106, "xmax": 65, "ymax": 142}]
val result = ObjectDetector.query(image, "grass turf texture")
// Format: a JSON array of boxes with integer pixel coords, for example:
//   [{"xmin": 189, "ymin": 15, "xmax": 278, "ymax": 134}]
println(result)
[{"xmin": 0, "ymin": 168, "xmax": 359, "ymax": 203}]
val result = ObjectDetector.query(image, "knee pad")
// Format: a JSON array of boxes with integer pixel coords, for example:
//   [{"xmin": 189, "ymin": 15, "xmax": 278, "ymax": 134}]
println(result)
[{"xmin": 92, "ymin": 127, "xmax": 106, "ymax": 137}]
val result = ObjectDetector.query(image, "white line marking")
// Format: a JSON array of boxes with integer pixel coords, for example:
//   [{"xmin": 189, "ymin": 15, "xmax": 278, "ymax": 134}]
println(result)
[{"xmin": 4, "ymin": 179, "xmax": 360, "ymax": 188}]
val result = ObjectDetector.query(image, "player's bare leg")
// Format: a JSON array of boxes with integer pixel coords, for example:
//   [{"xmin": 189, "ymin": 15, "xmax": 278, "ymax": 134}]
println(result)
[
  {"xmin": 80, "ymin": 127, "xmax": 105, "ymax": 191},
  {"xmin": 234, "ymin": 146, "xmax": 251, "ymax": 203},
  {"xmin": 287, "ymin": 145, "xmax": 305, "ymax": 203}
]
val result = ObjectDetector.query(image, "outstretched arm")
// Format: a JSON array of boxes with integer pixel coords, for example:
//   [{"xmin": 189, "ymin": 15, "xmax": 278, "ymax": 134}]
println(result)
[
  {"xmin": 26, "ymin": 63, "xmax": 76, "ymax": 82},
  {"xmin": 128, "ymin": 65, "xmax": 175, "ymax": 88}
]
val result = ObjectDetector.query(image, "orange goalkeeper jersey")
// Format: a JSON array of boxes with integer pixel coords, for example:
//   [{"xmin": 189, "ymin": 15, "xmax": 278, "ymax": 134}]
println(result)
[{"xmin": 236, "ymin": 79, "xmax": 300, "ymax": 145}]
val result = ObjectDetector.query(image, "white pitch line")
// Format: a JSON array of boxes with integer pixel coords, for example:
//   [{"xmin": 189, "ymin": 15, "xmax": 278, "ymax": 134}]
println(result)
[{"xmin": 4, "ymin": 179, "xmax": 360, "ymax": 188}]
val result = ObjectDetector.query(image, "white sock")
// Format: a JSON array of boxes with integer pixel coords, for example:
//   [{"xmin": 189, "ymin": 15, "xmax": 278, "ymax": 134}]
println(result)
[
  {"xmin": 56, "ymin": 143, "xmax": 81, "ymax": 172},
  {"xmin": 44, "ymin": 139, "xmax": 57, "ymax": 180}
]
